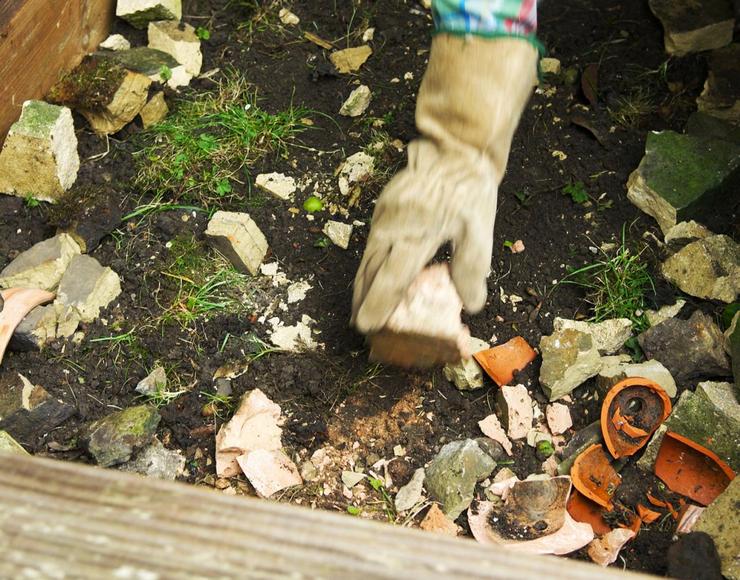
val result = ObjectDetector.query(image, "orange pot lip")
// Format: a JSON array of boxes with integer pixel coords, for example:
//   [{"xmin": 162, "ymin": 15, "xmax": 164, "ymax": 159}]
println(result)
[
  {"xmin": 663, "ymin": 431, "xmax": 736, "ymax": 482},
  {"xmin": 601, "ymin": 377, "xmax": 672, "ymax": 459},
  {"xmin": 571, "ymin": 443, "xmax": 620, "ymax": 510}
]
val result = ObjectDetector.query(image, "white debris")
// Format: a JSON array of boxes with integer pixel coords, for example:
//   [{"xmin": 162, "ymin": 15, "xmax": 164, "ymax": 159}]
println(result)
[
  {"xmin": 268, "ymin": 315, "xmax": 318, "ymax": 351},
  {"xmin": 205, "ymin": 211, "xmax": 268, "ymax": 275},
  {"xmin": 255, "ymin": 172, "xmax": 297, "ymax": 201},
  {"xmin": 395, "ymin": 468, "xmax": 425, "ymax": 511},
  {"xmin": 100, "ymin": 34, "xmax": 131, "ymax": 51},
  {"xmin": 362, "ymin": 28, "xmax": 375, "ymax": 42},
  {"xmin": 278, "ymin": 7, "xmax": 300, "ymax": 24},
  {"xmin": 546, "ymin": 403, "xmax": 573, "ymax": 435},
  {"xmin": 148, "ymin": 20, "xmax": 203, "ymax": 77},
  {"xmin": 323, "ymin": 221, "xmax": 353, "ymax": 249},
  {"xmin": 286, "ymin": 280, "xmax": 312, "ymax": 304},
  {"xmin": 338, "ymin": 152, "xmax": 375, "ymax": 195},
  {"xmin": 339, "ymin": 85, "xmax": 372, "ymax": 117},
  {"xmin": 540, "ymin": 57, "xmax": 561, "ymax": 75},
  {"xmin": 237, "ymin": 449, "xmax": 302, "ymax": 498},
  {"xmin": 497, "ymin": 385, "xmax": 534, "ymax": 440},
  {"xmin": 479, "ymin": 414, "xmax": 513, "ymax": 456}
]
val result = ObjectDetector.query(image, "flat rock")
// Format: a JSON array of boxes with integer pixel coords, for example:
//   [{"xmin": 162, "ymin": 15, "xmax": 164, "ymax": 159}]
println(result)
[
  {"xmin": 84, "ymin": 69, "xmax": 153, "ymax": 134},
  {"xmin": 322, "ymin": 220, "xmax": 353, "ymax": 249},
  {"xmin": 420, "ymin": 504, "xmax": 459, "ymax": 537},
  {"xmin": 0, "ymin": 101, "xmax": 79, "ymax": 202},
  {"xmin": 638, "ymin": 310, "xmax": 731, "ymax": 384},
  {"xmin": 553, "ymin": 317, "xmax": 633, "ymax": 354},
  {"xmin": 0, "ymin": 233, "xmax": 80, "ymax": 291},
  {"xmin": 116, "ymin": 0, "xmax": 182, "ymax": 28},
  {"xmin": 100, "ymin": 34, "xmax": 131, "ymax": 51},
  {"xmin": 626, "ymin": 117, "xmax": 740, "ymax": 234},
  {"xmin": 341, "ymin": 470, "xmax": 365, "ymax": 489},
  {"xmin": 85, "ymin": 405, "xmax": 161, "ymax": 467},
  {"xmin": 540, "ymin": 57, "xmax": 561, "ymax": 75},
  {"xmin": 478, "ymin": 414, "xmax": 513, "ymax": 456},
  {"xmin": 496, "ymin": 385, "xmax": 533, "ymax": 440},
  {"xmin": 646, "ymin": 300, "xmax": 686, "ymax": 327},
  {"xmin": 395, "ymin": 468, "xmax": 425, "ymax": 512},
  {"xmin": 148, "ymin": 20, "xmax": 202, "ymax": 76},
  {"xmin": 255, "ymin": 172, "xmax": 296, "ymax": 201},
  {"xmin": 697, "ymin": 43, "xmax": 740, "ymax": 125},
  {"xmin": 539, "ymin": 328, "xmax": 602, "ymax": 401},
  {"xmin": 338, "ymin": 152, "xmax": 374, "ymax": 196},
  {"xmin": 105, "ymin": 47, "xmax": 179, "ymax": 76},
  {"xmin": 339, "ymin": 85, "xmax": 372, "ymax": 117},
  {"xmin": 135, "ymin": 366, "xmax": 167, "ymax": 396},
  {"xmin": 139, "ymin": 91, "xmax": 168, "ymax": 128},
  {"xmin": 236, "ymin": 449, "xmax": 302, "ymax": 498},
  {"xmin": 664, "ymin": 220, "xmax": 712, "ymax": 244},
  {"xmin": 648, "ymin": 0, "xmax": 734, "ymax": 55},
  {"xmin": 694, "ymin": 478, "xmax": 740, "ymax": 580},
  {"xmin": 546, "ymin": 403, "xmax": 573, "ymax": 435},
  {"xmin": 443, "ymin": 337, "xmax": 489, "ymax": 390},
  {"xmin": 597, "ymin": 356, "xmax": 677, "ymax": 398},
  {"xmin": 0, "ymin": 374, "xmax": 74, "ymax": 442},
  {"xmin": 10, "ymin": 302, "xmax": 81, "ymax": 349},
  {"xmin": 205, "ymin": 211, "xmax": 268, "ymax": 276},
  {"xmin": 330, "ymin": 46, "xmax": 372, "ymax": 74},
  {"xmin": 661, "ymin": 235, "xmax": 740, "ymax": 303},
  {"xmin": 56, "ymin": 255, "xmax": 121, "ymax": 323},
  {"xmin": 119, "ymin": 439, "xmax": 185, "ymax": 480},
  {"xmin": 425, "ymin": 439, "xmax": 496, "ymax": 520},
  {"xmin": 0, "ymin": 430, "xmax": 27, "ymax": 455}
]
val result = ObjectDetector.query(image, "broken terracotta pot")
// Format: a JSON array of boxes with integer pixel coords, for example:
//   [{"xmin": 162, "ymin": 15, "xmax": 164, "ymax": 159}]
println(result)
[
  {"xmin": 468, "ymin": 476, "xmax": 594, "ymax": 554},
  {"xmin": 655, "ymin": 431, "xmax": 735, "ymax": 506},
  {"xmin": 473, "ymin": 336, "xmax": 537, "ymax": 386},
  {"xmin": 566, "ymin": 489, "xmax": 612, "ymax": 535},
  {"xmin": 571, "ymin": 443, "xmax": 621, "ymax": 510},
  {"xmin": 636, "ymin": 503, "xmax": 661, "ymax": 524},
  {"xmin": 587, "ymin": 528, "xmax": 636, "ymax": 567},
  {"xmin": 601, "ymin": 377, "xmax": 671, "ymax": 459},
  {"xmin": 0, "ymin": 287, "xmax": 55, "ymax": 366}
]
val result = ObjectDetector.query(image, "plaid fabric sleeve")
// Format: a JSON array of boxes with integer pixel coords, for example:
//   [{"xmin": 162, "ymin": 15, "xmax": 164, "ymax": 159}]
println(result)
[{"xmin": 432, "ymin": 0, "xmax": 538, "ymax": 41}]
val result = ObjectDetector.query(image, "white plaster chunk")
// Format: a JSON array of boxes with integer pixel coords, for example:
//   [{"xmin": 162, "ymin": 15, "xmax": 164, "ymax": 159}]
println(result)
[
  {"xmin": 479, "ymin": 414, "xmax": 513, "ymax": 456},
  {"xmin": 268, "ymin": 315, "xmax": 318, "ymax": 351},
  {"xmin": 100, "ymin": 34, "xmax": 131, "ymax": 51},
  {"xmin": 205, "ymin": 211, "xmax": 268, "ymax": 275},
  {"xmin": 338, "ymin": 152, "xmax": 375, "ymax": 195},
  {"xmin": 148, "ymin": 20, "xmax": 203, "ymax": 76},
  {"xmin": 255, "ymin": 172, "xmax": 297, "ymax": 201},
  {"xmin": 323, "ymin": 221, "xmax": 353, "ymax": 249},
  {"xmin": 237, "ymin": 449, "xmax": 302, "ymax": 498},
  {"xmin": 339, "ymin": 85, "xmax": 372, "ymax": 117}
]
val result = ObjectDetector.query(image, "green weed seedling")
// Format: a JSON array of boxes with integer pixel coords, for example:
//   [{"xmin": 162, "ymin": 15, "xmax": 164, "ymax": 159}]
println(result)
[{"xmin": 562, "ymin": 181, "xmax": 590, "ymax": 205}]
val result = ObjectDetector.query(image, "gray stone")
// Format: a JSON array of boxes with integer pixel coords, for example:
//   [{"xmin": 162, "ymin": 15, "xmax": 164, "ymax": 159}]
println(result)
[
  {"xmin": 636, "ymin": 424, "xmax": 668, "ymax": 473},
  {"xmin": 0, "ymin": 430, "xmax": 28, "ymax": 455},
  {"xmin": 395, "ymin": 468, "xmax": 425, "ymax": 512},
  {"xmin": 205, "ymin": 211, "xmax": 268, "ymax": 275},
  {"xmin": 148, "ymin": 20, "xmax": 202, "ymax": 76},
  {"xmin": 86, "ymin": 405, "xmax": 161, "ymax": 467},
  {"xmin": 694, "ymin": 478, "xmax": 740, "ymax": 580},
  {"xmin": 341, "ymin": 470, "xmax": 365, "ymax": 489},
  {"xmin": 0, "ymin": 374, "xmax": 74, "ymax": 442},
  {"xmin": 553, "ymin": 317, "xmax": 633, "ymax": 354},
  {"xmin": 662, "ymin": 235, "xmax": 740, "ymax": 303},
  {"xmin": 323, "ymin": 221, "xmax": 353, "ymax": 250},
  {"xmin": 100, "ymin": 34, "xmax": 131, "ymax": 51},
  {"xmin": 697, "ymin": 381, "xmax": 740, "ymax": 423},
  {"xmin": 638, "ymin": 310, "xmax": 731, "ymax": 383},
  {"xmin": 0, "ymin": 101, "xmax": 79, "ymax": 202},
  {"xmin": 118, "ymin": 439, "xmax": 185, "ymax": 480},
  {"xmin": 443, "ymin": 337, "xmax": 489, "ymax": 390},
  {"xmin": 626, "ymin": 121, "xmax": 740, "ymax": 235},
  {"xmin": 664, "ymin": 220, "xmax": 712, "ymax": 244},
  {"xmin": 116, "ymin": 0, "xmax": 182, "ymax": 29},
  {"xmin": 539, "ymin": 328, "xmax": 602, "ymax": 401},
  {"xmin": 339, "ymin": 85, "xmax": 372, "ymax": 117},
  {"xmin": 597, "ymin": 357, "xmax": 677, "ymax": 398},
  {"xmin": 697, "ymin": 43, "xmax": 740, "ymax": 125},
  {"xmin": 557, "ymin": 421, "xmax": 603, "ymax": 476},
  {"xmin": 139, "ymin": 91, "xmax": 169, "ymax": 129},
  {"xmin": 9, "ymin": 304, "xmax": 58, "ymax": 351},
  {"xmin": 136, "ymin": 366, "xmax": 167, "ymax": 397},
  {"xmin": 56, "ymin": 255, "xmax": 121, "ymax": 323},
  {"xmin": 646, "ymin": 300, "xmax": 686, "ymax": 327},
  {"xmin": 648, "ymin": 0, "xmax": 734, "ymax": 56},
  {"xmin": 104, "ymin": 47, "xmax": 179, "ymax": 75},
  {"xmin": 425, "ymin": 439, "xmax": 496, "ymax": 520},
  {"xmin": 0, "ymin": 233, "xmax": 80, "ymax": 291}
]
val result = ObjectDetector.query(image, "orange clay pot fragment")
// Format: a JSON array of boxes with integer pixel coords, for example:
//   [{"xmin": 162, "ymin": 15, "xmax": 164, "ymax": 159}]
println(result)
[
  {"xmin": 571, "ymin": 444, "xmax": 621, "ymax": 510},
  {"xmin": 473, "ymin": 336, "xmax": 537, "ymax": 386},
  {"xmin": 636, "ymin": 504, "xmax": 661, "ymax": 524},
  {"xmin": 601, "ymin": 377, "xmax": 672, "ymax": 459},
  {"xmin": 567, "ymin": 489, "xmax": 612, "ymax": 535},
  {"xmin": 654, "ymin": 431, "xmax": 736, "ymax": 506}
]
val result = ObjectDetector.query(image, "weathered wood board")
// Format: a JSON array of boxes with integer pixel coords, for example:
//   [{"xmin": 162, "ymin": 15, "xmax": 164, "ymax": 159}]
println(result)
[
  {"xmin": 0, "ymin": 453, "xmax": 654, "ymax": 579},
  {"xmin": 0, "ymin": 0, "xmax": 115, "ymax": 143}
]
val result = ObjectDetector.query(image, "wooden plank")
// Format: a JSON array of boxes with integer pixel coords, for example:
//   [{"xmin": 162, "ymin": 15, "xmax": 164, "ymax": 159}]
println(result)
[
  {"xmin": 0, "ymin": 0, "xmax": 115, "ymax": 143},
  {"xmin": 0, "ymin": 454, "xmax": 653, "ymax": 579}
]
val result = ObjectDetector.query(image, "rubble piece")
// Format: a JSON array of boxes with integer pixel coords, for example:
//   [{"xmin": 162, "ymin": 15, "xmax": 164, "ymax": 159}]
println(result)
[
  {"xmin": 587, "ymin": 529, "xmax": 636, "ymax": 567},
  {"xmin": 55, "ymin": 255, "xmax": 121, "ymax": 323},
  {"xmin": 116, "ymin": 0, "xmax": 182, "ymax": 28},
  {"xmin": 648, "ymin": 0, "xmax": 733, "ymax": 55},
  {"xmin": 322, "ymin": 221, "xmax": 353, "ymax": 249},
  {"xmin": 148, "ymin": 20, "xmax": 202, "ymax": 76},
  {"xmin": 443, "ymin": 336, "xmax": 489, "ymax": 390},
  {"xmin": 420, "ymin": 504, "xmax": 459, "ymax": 537},
  {"xmin": 205, "ymin": 211, "xmax": 268, "ymax": 275},
  {"xmin": 236, "ymin": 449, "xmax": 302, "ymax": 498},
  {"xmin": 85, "ymin": 405, "xmax": 161, "ymax": 467},
  {"xmin": 597, "ymin": 357, "xmax": 677, "ymax": 398},
  {"xmin": 10, "ymin": 300, "xmax": 81, "ymax": 350},
  {"xmin": 255, "ymin": 172, "xmax": 296, "ymax": 201},
  {"xmin": 667, "ymin": 532, "xmax": 724, "ymax": 580},
  {"xmin": 425, "ymin": 439, "xmax": 496, "ymax": 519},
  {"xmin": 0, "ymin": 374, "xmax": 74, "ymax": 441},
  {"xmin": 539, "ymin": 328, "xmax": 602, "ymax": 401},
  {"xmin": 638, "ymin": 310, "xmax": 731, "ymax": 384},
  {"xmin": 557, "ymin": 421, "xmax": 603, "ymax": 476},
  {"xmin": 0, "ymin": 234, "xmax": 80, "ymax": 291},
  {"xmin": 215, "ymin": 389, "xmax": 283, "ymax": 478},
  {"xmin": 656, "ymin": 431, "xmax": 735, "ymax": 506},
  {"xmin": 330, "ymin": 46, "xmax": 372, "ymax": 74},
  {"xmin": 0, "ymin": 430, "xmax": 27, "ymax": 455},
  {"xmin": 135, "ymin": 366, "xmax": 167, "ymax": 396},
  {"xmin": 278, "ymin": 8, "xmax": 300, "ymax": 25},
  {"xmin": 694, "ymin": 478, "xmax": 740, "ymax": 580},
  {"xmin": 0, "ymin": 288, "xmax": 55, "ymax": 365},
  {"xmin": 368, "ymin": 265, "xmax": 470, "ymax": 368},
  {"xmin": 546, "ymin": 403, "xmax": 572, "ymax": 435},
  {"xmin": 100, "ymin": 34, "xmax": 131, "ymax": 51},
  {"xmin": 106, "ymin": 46, "xmax": 179, "ymax": 75},
  {"xmin": 139, "ymin": 91, "xmax": 169, "ymax": 128},
  {"xmin": 86, "ymin": 69, "xmax": 153, "ymax": 134},
  {"xmin": 664, "ymin": 220, "xmax": 712, "ymax": 244},
  {"xmin": 338, "ymin": 151, "xmax": 375, "ymax": 196},
  {"xmin": 540, "ymin": 57, "xmax": 561, "ymax": 75},
  {"xmin": 646, "ymin": 300, "xmax": 686, "ymax": 327},
  {"xmin": 268, "ymin": 315, "xmax": 317, "ymax": 351},
  {"xmin": 339, "ymin": 85, "xmax": 372, "ymax": 117},
  {"xmin": 0, "ymin": 101, "xmax": 79, "ymax": 201},
  {"xmin": 697, "ymin": 43, "xmax": 740, "ymax": 124},
  {"xmin": 662, "ymin": 235, "xmax": 740, "ymax": 303},
  {"xmin": 571, "ymin": 444, "xmax": 621, "ymax": 509},
  {"xmin": 341, "ymin": 470, "xmax": 365, "ymax": 489},
  {"xmin": 478, "ymin": 414, "xmax": 513, "ymax": 456},
  {"xmin": 636, "ymin": 424, "xmax": 668, "ymax": 473},
  {"xmin": 626, "ymin": 118, "xmax": 740, "ymax": 235},
  {"xmin": 473, "ymin": 336, "xmax": 537, "ymax": 386},
  {"xmin": 553, "ymin": 317, "xmax": 633, "ymax": 355},
  {"xmin": 496, "ymin": 385, "xmax": 533, "ymax": 440},
  {"xmin": 286, "ymin": 280, "xmax": 312, "ymax": 304},
  {"xmin": 119, "ymin": 439, "xmax": 185, "ymax": 480},
  {"xmin": 395, "ymin": 468, "xmax": 425, "ymax": 512},
  {"xmin": 676, "ymin": 505, "xmax": 706, "ymax": 534}
]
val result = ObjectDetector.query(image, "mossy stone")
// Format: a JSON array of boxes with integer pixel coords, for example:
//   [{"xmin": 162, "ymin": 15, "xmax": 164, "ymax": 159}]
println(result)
[{"xmin": 86, "ymin": 405, "xmax": 161, "ymax": 467}]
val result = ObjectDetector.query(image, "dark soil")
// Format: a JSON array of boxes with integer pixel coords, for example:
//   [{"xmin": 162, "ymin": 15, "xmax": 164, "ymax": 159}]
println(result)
[{"xmin": 1, "ymin": 0, "xmax": 735, "ymax": 575}]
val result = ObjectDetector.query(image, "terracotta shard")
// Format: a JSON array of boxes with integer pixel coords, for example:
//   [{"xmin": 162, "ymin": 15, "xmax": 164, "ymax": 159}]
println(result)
[
  {"xmin": 637, "ymin": 503, "xmax": 661, "ymax": 524},
  {"xmin": 601, "ymin": 377, "xmax": 671, "ymax": 459},
  {"xmin": 566, "ymin": 489, "xmax": 612, "ymax": 536},
  {"xmin": 0, "ymin": 287, "xmax": 55, "ymax": 366},
  {"xmin": 655, "ymin": 431, "xmax": 735, "ymax": 506},
  {"xmin": 473, "ymin": 336, "xmax": 537, "ymax": 386},
  {"xmin": 571, "ymin": 444, "xmax": 621, "ymax": 510}
]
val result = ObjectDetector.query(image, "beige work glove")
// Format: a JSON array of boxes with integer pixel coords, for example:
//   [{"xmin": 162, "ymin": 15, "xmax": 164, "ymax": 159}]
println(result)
[{"xmin": 352, "ymin": 35, "xmax": 538, "ymax": 334}]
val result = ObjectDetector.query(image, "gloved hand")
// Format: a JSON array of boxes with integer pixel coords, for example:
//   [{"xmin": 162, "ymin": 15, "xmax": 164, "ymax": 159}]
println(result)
[{"xmin": 352, "ymin": 35, "xmax": 538, "ymax": 334}]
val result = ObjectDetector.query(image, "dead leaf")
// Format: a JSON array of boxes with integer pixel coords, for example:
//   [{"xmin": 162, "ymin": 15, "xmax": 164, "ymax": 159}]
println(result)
[
  {"xmin": 330, "ymin": 46, "xmax": 372, "ymax": 74},
  {"xmin": 581, "ymin": 63, "xmax": 599, "ymax": 108}
]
